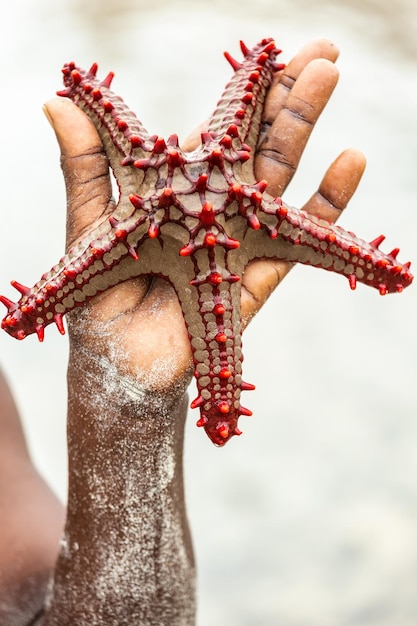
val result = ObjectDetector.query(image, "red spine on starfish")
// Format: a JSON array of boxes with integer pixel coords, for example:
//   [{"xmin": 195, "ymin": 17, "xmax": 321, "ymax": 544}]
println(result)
[{"xmin": 0, "ymin": 38, "xmax": 413, "ymax": 446}]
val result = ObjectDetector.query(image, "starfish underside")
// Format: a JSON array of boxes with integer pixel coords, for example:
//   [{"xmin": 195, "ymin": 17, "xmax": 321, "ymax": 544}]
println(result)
[{"xmin": 0, "ymin": 38, "xmax": 413, "ymax": 445}]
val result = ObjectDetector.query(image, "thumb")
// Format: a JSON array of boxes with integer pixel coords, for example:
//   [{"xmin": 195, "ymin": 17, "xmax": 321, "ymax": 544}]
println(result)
[{"xmin": 43, "ymin": 98, "xmax": 113, "ymax": 250}]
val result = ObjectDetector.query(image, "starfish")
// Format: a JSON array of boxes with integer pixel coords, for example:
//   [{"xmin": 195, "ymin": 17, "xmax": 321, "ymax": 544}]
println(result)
[{"xmin": 0, "ymin": 38, "xmax": 413, "ymax": 446}]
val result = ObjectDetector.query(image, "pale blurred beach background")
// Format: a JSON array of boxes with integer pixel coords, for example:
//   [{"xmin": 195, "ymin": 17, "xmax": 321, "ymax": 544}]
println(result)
[{"xmin": 0, "ymin": 1, "xmax": 416, "ymax": 624}]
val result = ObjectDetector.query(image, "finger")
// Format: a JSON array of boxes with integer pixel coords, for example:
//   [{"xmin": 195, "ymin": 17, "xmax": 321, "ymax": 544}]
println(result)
[
  {"xmin": 43, "ymin": 98, "xmax": 113, "ymax": 249},
  {"xmin": 241, "ymin": 148, "xmax": 366, "ymax": 325},
  {"xmin": 241, "ymin": 258, "xmax": 287, "ymax": 328},
  {"xmin": 256, "ymin": 58, "xmax": 339, "ymax": 197},
  {"xmin": 256, "ymin": 39, "xmax": 339, "ymax": 160},
  {"xmin": 281, "ymin": 37, "xmax": 339, "ymax": 76},
  {"xmin": 181, "ymin": 119, "xmax": 208, "ymax": 152},
  {"xmin": 262, "ymin": 38, "xmax": 339, "ymax": 122},
  {"xmin": 183, "ymin": 40, "xmax": 339, "ymax": 155},
  {"xmin": 302, "ymin": 148, "xmax": 366, "ymax": 220}
]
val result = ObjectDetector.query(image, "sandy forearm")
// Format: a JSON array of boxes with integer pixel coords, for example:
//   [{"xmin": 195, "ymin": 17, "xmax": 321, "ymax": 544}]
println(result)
[{"xmin": 42, "ymin": 339, "xmax": 195, "ymax": 626}]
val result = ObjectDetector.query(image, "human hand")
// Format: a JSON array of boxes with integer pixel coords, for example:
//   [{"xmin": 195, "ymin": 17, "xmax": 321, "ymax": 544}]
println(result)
[
  {"xmin": 36, "ymin": 40, "xmax": 367, "ymax": 622},
  {"xmin": 44, "ymin": 39, "xmax": 366, "ymax": 397}
]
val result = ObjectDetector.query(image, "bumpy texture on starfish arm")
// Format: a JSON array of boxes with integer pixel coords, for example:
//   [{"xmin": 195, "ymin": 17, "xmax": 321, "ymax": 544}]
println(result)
[{"xmin": 0, "ymin": 38, "xmax": 413, "ymax": 446}]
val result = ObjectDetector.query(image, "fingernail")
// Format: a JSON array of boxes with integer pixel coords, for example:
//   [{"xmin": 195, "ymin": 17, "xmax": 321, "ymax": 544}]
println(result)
[{"xmin": 42, "ymin": 102, "xmax": 54, "ymax": 127}]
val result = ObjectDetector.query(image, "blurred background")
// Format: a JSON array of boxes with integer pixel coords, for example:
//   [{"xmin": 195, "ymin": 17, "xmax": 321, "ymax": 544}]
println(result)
[{"xmin": 1, "ymin": 1, "xmax": 416, "ymax": 624}]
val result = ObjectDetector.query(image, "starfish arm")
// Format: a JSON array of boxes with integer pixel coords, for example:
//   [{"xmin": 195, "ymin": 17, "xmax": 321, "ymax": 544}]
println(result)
[
  {"xmin": 57, "ymin": 61, "xmax": 162, "ymax": 193},
  {"xmin": 208, "ymin": 38, "xmax": 284, "ymax": 153},
  {"xmin": 176, "ymin": 244, "xmax": 251, "ymax": 446},
  {"xmin": 0, "ymin": 202, "xmax": 166, "ymax": 340},
  {"xmin": 248, "ymin": 197, "xmax": 413, "ymax": 296}
]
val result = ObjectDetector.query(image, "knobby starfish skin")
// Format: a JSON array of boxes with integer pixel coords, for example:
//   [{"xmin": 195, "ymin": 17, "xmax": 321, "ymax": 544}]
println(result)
[{"xmin": 0, "ymin": 38, "xmax": 413, "ymax": 445}]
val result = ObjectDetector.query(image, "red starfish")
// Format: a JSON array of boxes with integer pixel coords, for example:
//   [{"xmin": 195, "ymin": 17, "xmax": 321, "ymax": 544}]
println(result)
[{"xmin": 0, "ymin": 38, "xmax": 413, "ymax": 445}]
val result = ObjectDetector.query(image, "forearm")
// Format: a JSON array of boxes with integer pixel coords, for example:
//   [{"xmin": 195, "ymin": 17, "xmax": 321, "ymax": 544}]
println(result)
[
  {"xmin": 0, "ymin": 371, "xmax": 64, "ymax": 626},
  {"xmin": 42, "ymin": 337, "xmax": 195, "ymax": 626}
]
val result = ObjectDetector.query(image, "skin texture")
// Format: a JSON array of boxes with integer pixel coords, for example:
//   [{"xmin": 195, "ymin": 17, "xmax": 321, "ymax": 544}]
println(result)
[{"xmin": 0, "ymin": 39, "xmax": 366, "ymax": 625}]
